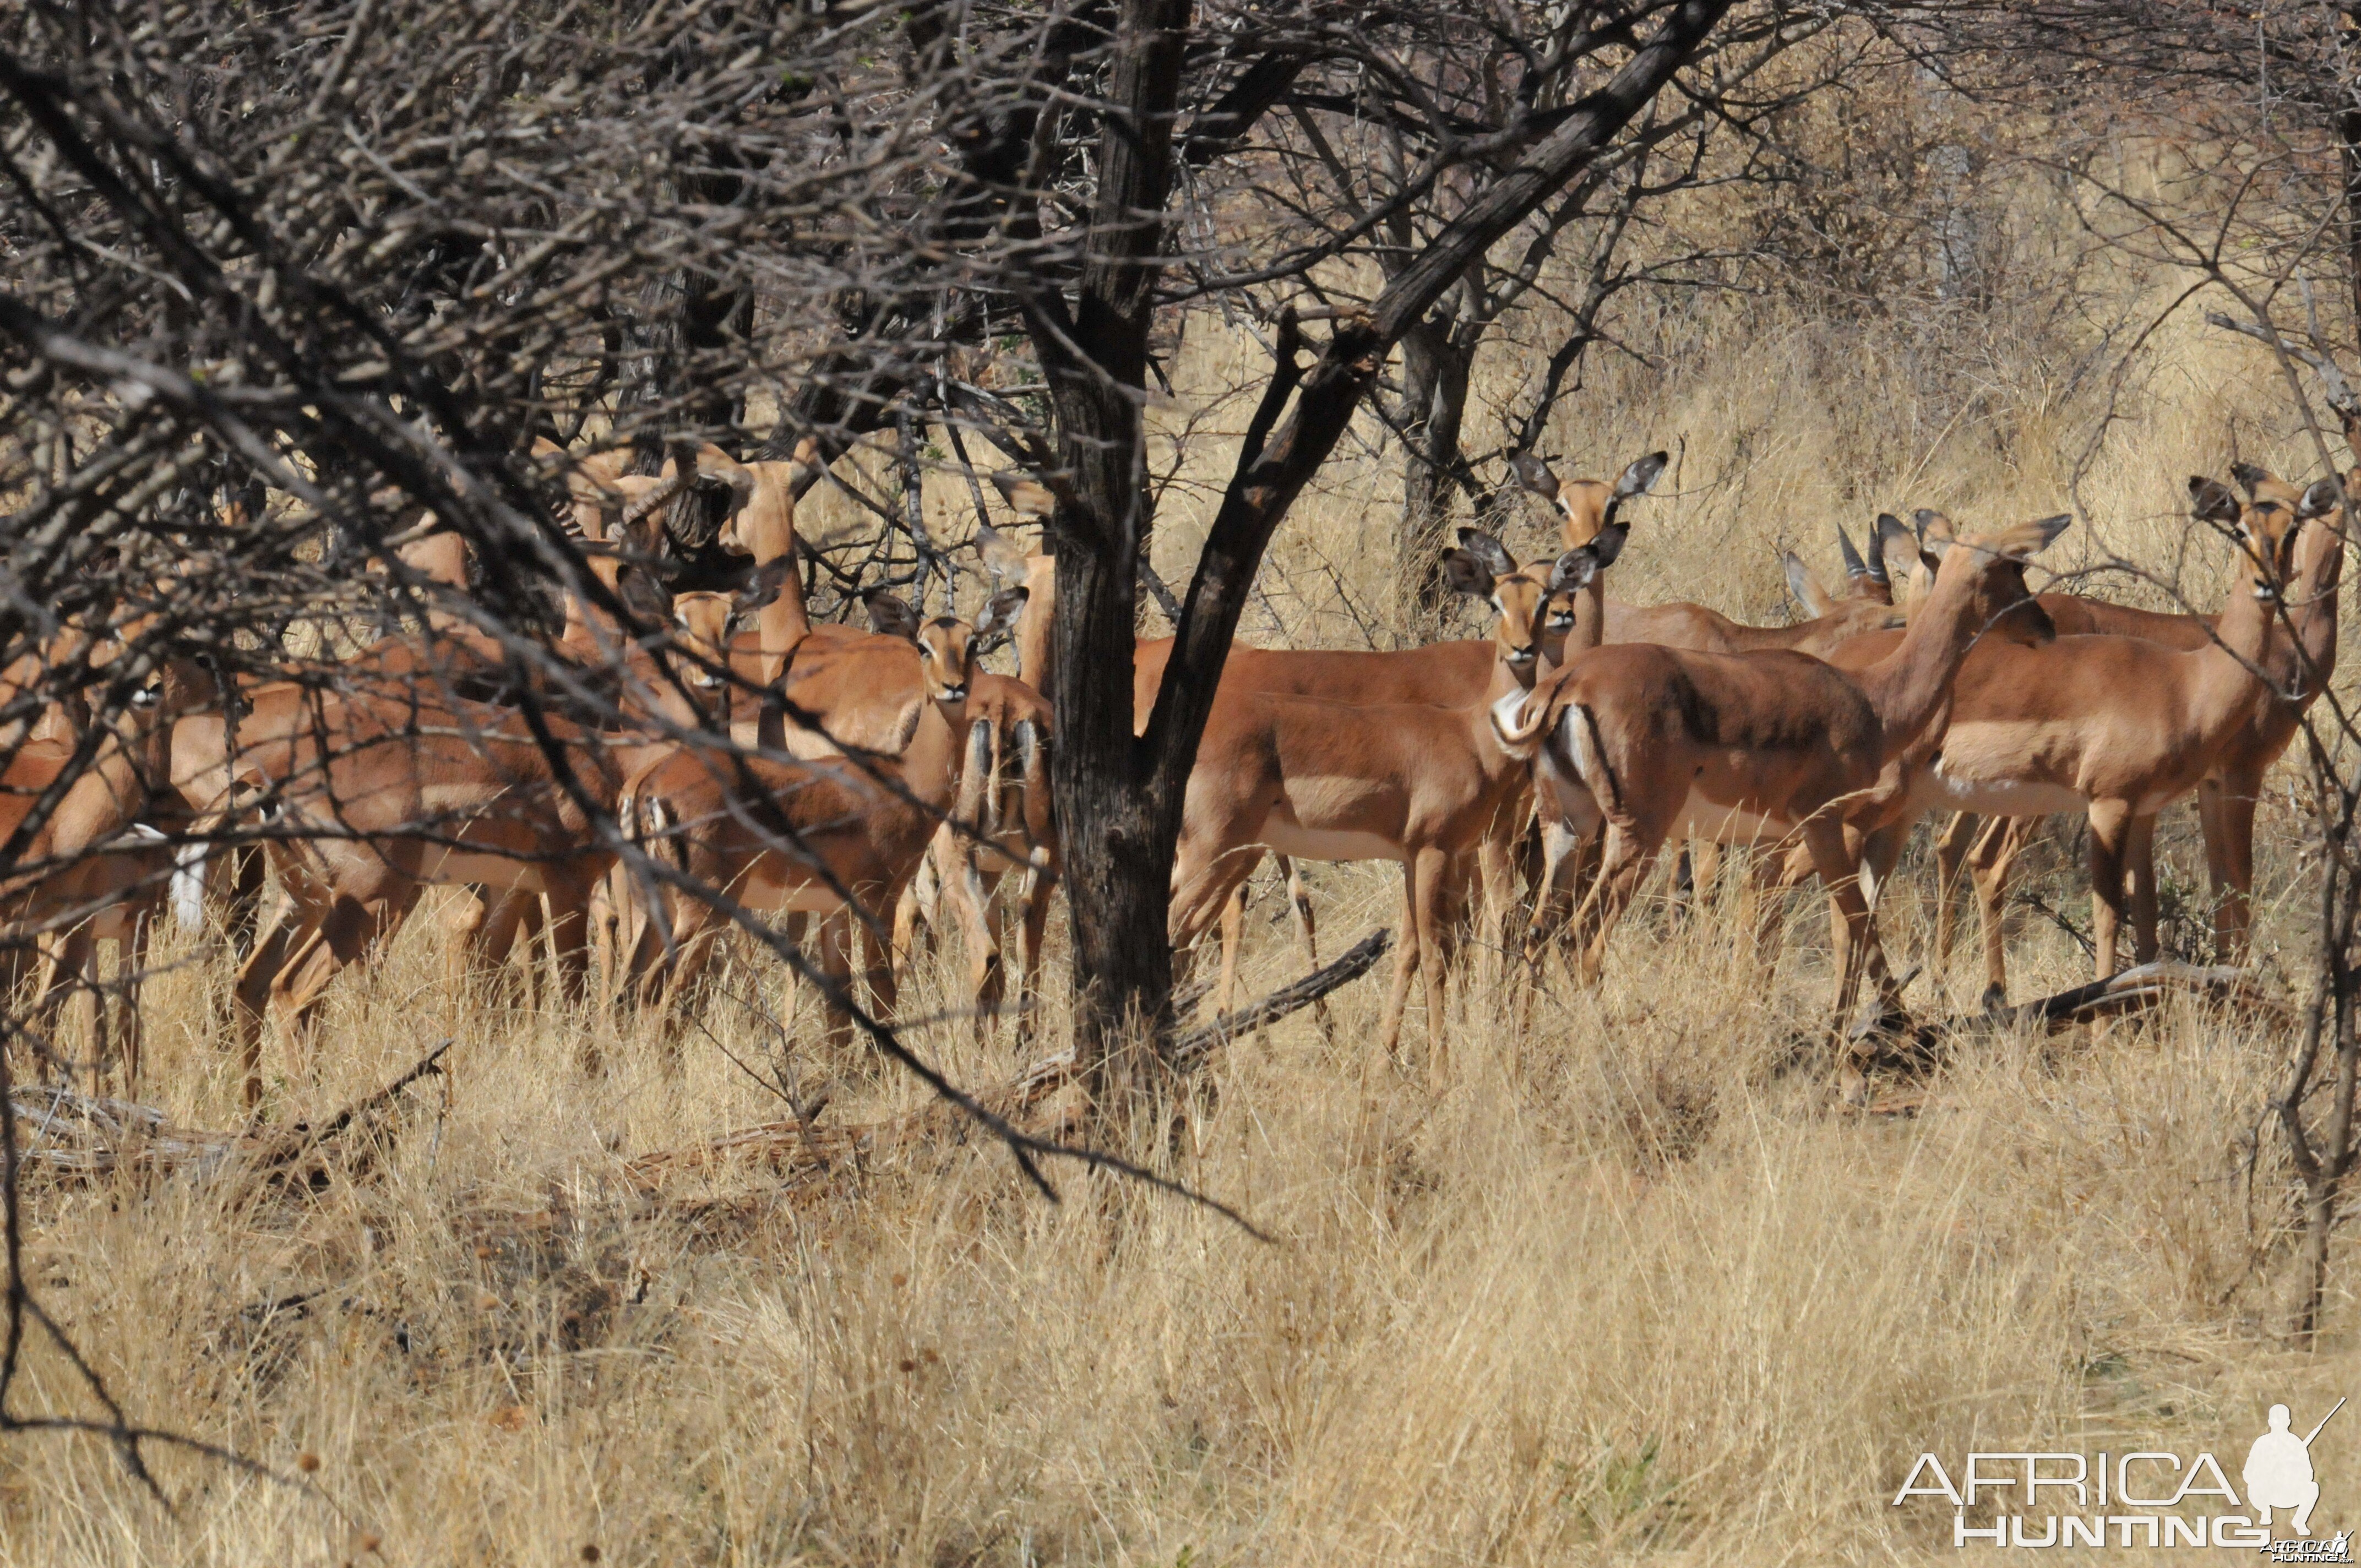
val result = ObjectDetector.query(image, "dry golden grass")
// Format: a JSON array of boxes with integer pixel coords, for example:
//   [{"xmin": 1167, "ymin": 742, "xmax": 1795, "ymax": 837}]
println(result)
[{"xmin": 11, "ymin": 203, "xmax": 2361, "ymax": 1563}]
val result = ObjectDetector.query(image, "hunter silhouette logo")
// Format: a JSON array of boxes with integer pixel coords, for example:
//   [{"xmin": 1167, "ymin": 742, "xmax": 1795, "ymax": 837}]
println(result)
[
  {"xmin": 2250, "ymin": 1400, "xmax": 2341, "ymax": 1543},
  {"xmin": 1893, "ymin": 1396, "xmax": 2350, "ymax": 1553}
]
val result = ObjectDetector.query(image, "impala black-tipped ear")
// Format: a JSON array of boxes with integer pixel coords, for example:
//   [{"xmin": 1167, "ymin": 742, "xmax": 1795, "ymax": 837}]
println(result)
[
  {"xmin": 1871, "ymin": 514, "xmax": 1909, "ymax": 586},
  {"xmin": 1835, "ymin": 523, "xmax": 1869, "ymax": 583},
  {"xmin": 2189, "ymin": 475, "xmax": 2243, "ymax": 523},
  {"xmin": 1508, "ymin": 451, "xmax": 1560, "ymax": 502},
  {"xmin": 973, "ymin": 586, "xmax": 1029, "ymax": 647},
  {"xmin": 1440, "ymin": 547, "xmax": 1497, "ymax": 600},
  {"xmin": 2300, "ymin": 477, "xmax": 2344, "ymax": 520},
  {"xmin": 1911, "ymin": 508, "xmax": 1956, "ymax": 543},
  {"xmin": 1453, "ymin": 527, "xmax": 1517, "ymax": 578},
  {"xmin": 2231, "ymin": 461, "xmax": 2272, "ymax": 498},
  {"xmin": 864, "ymin": 591, "xmax": 920, "ymax": 640},
  {"xmin": 1616, "ymin": 450, "xmax": 1668, "ymax": 499},
  {"xmin": 1546, "ymin": 547, "xmax": 1599, "ymax": 596},
  {"xmin": 1588, "ymin": 521, "xmax": 1630, "ymax": 571}
]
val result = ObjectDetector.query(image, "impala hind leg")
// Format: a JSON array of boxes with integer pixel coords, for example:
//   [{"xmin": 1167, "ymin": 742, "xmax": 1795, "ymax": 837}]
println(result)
[
  {"xmin": 1412, "ymin": 847, "xmax": 1459, "ymax": 1090},
  {"xmin": 1378, "ymin": 868, "xmax": 1420, "ymax": 1064},
  {"xmin": 2125, "ymin": 811, "xmax": 2160, "ymax": 967},
  {"xmin": 1970, "ymin": 816, "xmax": 2034, "ymax": 1010},
  {"xmin": 235, "ymin": 897, "xmax": 312, "ymax": 1108},
  {"xmin": 2086, "ymin": 798, "xmax": 2137, "ymax": 982},
  {"xmin": 2201, "ymin": 766, "xmax": 2262, "ymax": 963},
  {"xmin": 1932, "ymin": 812, "xmax": 1980, "ymax": 975},
  {"xmin": 1569, "ymin": 823, "xmax": 1668, "ymax": 988},
  {"xmin": 1275, "ymin": 853, "xmax": 1331, "ymax": 1038}
]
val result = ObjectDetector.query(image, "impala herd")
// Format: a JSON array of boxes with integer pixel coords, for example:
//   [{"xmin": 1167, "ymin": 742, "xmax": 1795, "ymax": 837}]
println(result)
[{"xmin": 0, "ymin": 433, "xmax": 2346, "ymax": 1110}]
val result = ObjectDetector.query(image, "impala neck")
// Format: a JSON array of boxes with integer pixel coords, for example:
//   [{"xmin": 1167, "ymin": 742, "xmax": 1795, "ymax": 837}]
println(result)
[
  {"xmin": 2287, "ymin": 518, "xmax": 2346, "ymax": 702},
  {"xmin": 2174, "ymin": 556, "xmax": 2289, "ymax": 748},
  {"xmin": 732, "ymin": 478, "xmax": 812, "ymax": 686},
  {"xmin": 1855, "ymin": 562, "xmax": 2008, "ymax": 765},
  {"xmin": 1014, "ymin": 553, "xmax": 1057, "ymax": 701}
]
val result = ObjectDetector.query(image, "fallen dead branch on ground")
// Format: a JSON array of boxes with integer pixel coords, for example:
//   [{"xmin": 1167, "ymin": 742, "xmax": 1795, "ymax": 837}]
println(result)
[
  {"xmin": 1860, "ymin": 963, "xmax": 2284, "ymax": 1114},
  {"xmin": 8, "ymin": 1041, "xmax": 453, "ymax": 1193},
  {"xmin": 627, "ymin": 930, "xmax": 1395, "ymax": 1190}
]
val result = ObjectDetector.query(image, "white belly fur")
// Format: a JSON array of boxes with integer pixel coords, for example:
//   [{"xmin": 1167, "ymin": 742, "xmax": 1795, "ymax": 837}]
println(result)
[
  {"xmin": 1673, "ymin": 789, "xmax": 1789, "ymax": 846},
  {"xmin": 1262, "ymin": 821, "xmax": 1404, "ymax": 864},
  {"xmin": 1922, "ymin": 765, "xmax": 2086, "ymax": 819}
]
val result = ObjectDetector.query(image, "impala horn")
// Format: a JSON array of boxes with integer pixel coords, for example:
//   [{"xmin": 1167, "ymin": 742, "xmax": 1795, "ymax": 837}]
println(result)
[{"xmin": 1834, "ymin": 522, "xmax": 1870, "ymax": 585}]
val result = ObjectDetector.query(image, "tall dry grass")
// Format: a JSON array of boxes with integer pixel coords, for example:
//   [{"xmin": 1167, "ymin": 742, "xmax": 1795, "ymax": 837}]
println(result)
[{"xmin": 10, "ymin": 87, "xmax": 2361, "ymax": 1566}]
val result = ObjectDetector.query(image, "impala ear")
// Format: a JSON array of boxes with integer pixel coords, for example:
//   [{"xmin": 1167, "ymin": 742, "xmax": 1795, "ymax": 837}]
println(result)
[
  {"xmin": 1912, "ymin": 508, "xmax": 1957, "ymax": 545},
  {"xmin": 1992, "ymin": 513, "xmax": 2072, "ymax": 559},
  {"xmin": 1587, "ymin": 520, "xmax": 1629, "ymax": 571},
  {"xmin": 1615, "ymin": 450, "xmax": 1668, "ymax": 499},
  {"xmin": 864, "ymin": 591, "xmax": 920, "ymax": 640},
  {"xmin": 1508, "ymin": 451, "xmax": 1560, "ymax": 502},
  {"xmin": 976, "ymin": 522, "xmax": 1031, "ymax": 584},
  {"xmin": 1440, "ymin": 547, "xmax": 1497, "ymax": 600},
  {"xmin": 2189, "ymin": 475, "xmax": 2243, "ymax": 523},
  {"xmin": 973, "ymin": 586, "xmax": 1029, "ymax": 647},
  {"xmin": 1784, "ymin": 551, "xmax": 1836, "ymax": 617},
  {"xmin": 2231, "ymin": 461, "xmax": 2273, "ymax": 498},
  {"xmin": 2300, "ymin": 477, "xmax": 2344, "ymax": 519},
  {"xmin": 1834, "ymin": 522, "xmax": 1869, "ymax": 584},
  {"xmin": 1453, "ymin": 527, "xmax": 1517, "ymax": 578},
  {"xmin": 1546, "ymin": 547, "xmax": 1599, "ymax": 595},
  {"xmin": 738, "ymin": 555, "xmax": 794, "ymax": 614},
  {"xmin": 990, "ymin": 471, "xmax": 1057, "ymax": 519},
  {"xmin": 1872, "ymin": 514, "xmax": 1911, "ymax": 586}
]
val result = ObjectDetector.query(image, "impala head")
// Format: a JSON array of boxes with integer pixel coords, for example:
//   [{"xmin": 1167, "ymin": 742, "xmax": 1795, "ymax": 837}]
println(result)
[
  {"xmin": 1918, "ymin": 511, "xmax": 2071, "ymax": 644},
  {"xmin": 872, "ymin": 587, "xmax": 1029, "ymax": 709},
  {"xmin": 670, "ymin": 590, "xmax": 735, "ymax": 693},
  {"xmin": 1510, "ymin": 449, "xmax": 1668, "ymax": 548},
  {"xmin": 1441, "ymin": 527, "xmax": 1625, "ymax": 677},
  {"xmin": 2192, "ymin": 466, "xmax": 2337, "ymax": 604}
]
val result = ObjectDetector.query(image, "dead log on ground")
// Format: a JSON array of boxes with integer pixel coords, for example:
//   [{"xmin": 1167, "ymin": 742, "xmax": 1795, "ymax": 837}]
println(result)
[{"xmin": 629, "ymin": 930, "xmax": 1395, "ymax": 1190}]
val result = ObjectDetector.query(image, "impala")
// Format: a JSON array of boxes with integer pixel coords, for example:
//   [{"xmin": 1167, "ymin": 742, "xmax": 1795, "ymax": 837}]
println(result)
[
  {"xmin": 1862, "ymin": 473, "xmax": 2338, "ymax": 1000},
  {"xmin": 995, "ymin": 452, "xmax": 1668, "ymax": 1004},
  {"xmin": 891, "ymin": 662, "xmax": 1057, "ymax": 1041},
  {"xmin": 1165, "ymin": 529, "xmax": 1614, "ymax": 1084},
  {"xmin": 1517, "ymin": 513, "xmax": 2068, "ymax": 1055},
  {"xmin": 617, "ymin": 589, "xmax": 1027, "ymax": 1039}
]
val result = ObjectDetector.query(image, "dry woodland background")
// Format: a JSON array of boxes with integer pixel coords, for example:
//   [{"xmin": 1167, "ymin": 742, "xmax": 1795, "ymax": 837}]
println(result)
[{"xmin": 9, "ymin": 23, "xmax": 2361, "ymax": 1568}]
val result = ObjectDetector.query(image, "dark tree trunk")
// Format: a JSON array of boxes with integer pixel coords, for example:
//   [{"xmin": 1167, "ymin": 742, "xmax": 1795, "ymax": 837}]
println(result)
[
  {"xmin": 1395, "ymin": 320, "xmax": 1473, "ymax": 631},
  {"xmin": 1026, "ymin": 0, "xmax": 1196, "ymax": 1097}
]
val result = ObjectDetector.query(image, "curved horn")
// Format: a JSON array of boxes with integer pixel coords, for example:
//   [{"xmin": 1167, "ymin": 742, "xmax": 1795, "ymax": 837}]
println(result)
[{"xmin": 1834, "ymin": 522, "xmax": 1868, "ymax": 582}]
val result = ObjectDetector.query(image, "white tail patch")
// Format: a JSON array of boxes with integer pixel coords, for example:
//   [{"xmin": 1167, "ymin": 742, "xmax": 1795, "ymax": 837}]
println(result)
[{"xmin": 172, "ymin": 841, "xmax": 209, "ymax": 933}]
